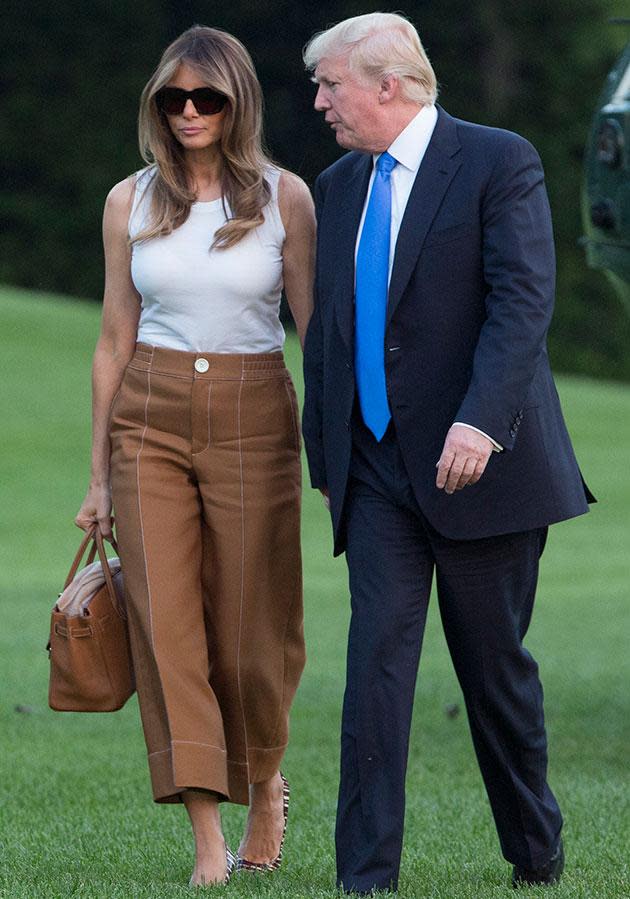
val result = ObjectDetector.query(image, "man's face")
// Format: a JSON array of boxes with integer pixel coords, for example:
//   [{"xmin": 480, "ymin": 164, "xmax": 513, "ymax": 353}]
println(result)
[{"xmin": 313, "ymin": 55, "xmax": 383, "ymax": 153}]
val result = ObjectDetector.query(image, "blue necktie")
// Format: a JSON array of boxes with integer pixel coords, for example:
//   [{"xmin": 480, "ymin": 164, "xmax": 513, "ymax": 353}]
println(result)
[{"xmin": 355, "ymin": 151, "xmax": 397, "ymax": 441}]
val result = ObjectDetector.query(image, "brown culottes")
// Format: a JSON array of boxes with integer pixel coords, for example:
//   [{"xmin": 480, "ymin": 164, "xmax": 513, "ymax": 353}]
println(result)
[{"xmin": 109, "ymin": 343, "xmax": 305, "ymax": 804}]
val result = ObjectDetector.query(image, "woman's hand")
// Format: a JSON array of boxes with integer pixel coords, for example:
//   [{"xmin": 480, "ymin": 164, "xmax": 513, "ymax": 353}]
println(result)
[{"xmin": 75, "ymin": 482, "xmax": 114, "ymax": 540}]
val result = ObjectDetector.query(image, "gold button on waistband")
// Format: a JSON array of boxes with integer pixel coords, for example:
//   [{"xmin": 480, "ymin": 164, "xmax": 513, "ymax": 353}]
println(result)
[{"xmin": 194, "ymin": 358, "xmax": 210, "ymax": 373}]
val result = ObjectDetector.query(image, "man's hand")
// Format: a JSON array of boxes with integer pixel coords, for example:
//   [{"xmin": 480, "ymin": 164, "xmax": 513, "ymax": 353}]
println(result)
[
  {"xmin": 436, "ymin": 424, "xmax": 494, "ymax": 494},
  {"xmin": 319, "ymin": 487, "xmax": 330, "ymax": 509}
]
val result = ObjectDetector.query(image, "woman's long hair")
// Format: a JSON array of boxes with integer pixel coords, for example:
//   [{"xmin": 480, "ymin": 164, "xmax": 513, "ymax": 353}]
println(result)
[{"xmin": 134, "ymin": 25, "xmax": 271, "ymax": 249}]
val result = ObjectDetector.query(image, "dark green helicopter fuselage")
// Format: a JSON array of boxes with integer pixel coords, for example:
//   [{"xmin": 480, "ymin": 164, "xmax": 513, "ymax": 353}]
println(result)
[{"xmin": 582, "ymin": 39, "xmax": 630, "ymax": 309}]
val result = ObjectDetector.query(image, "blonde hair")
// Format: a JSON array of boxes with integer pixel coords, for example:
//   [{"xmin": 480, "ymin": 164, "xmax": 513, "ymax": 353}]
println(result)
[
  {"xmin": 134, "ymin": 25, "xmax": 271, "ymax": 250},
  {"xmin": 303, "ymin": 12, "xmax": 437, "ymax": 105}
]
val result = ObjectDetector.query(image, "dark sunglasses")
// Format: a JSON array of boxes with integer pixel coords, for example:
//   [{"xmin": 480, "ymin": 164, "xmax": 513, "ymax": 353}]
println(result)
[{"xmin": 155, "ymin": 87, "xmax": 227, "ymax": 116}]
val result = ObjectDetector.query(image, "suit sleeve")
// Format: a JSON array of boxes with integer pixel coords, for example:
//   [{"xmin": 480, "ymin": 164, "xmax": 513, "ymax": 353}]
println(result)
[
  {"xmin": 302, "ymin": 173, "xmax": 327, "ymax": 488},
  {"xmin": 454, "ymin": 135, "xmax": 556, "ymax": 450}
]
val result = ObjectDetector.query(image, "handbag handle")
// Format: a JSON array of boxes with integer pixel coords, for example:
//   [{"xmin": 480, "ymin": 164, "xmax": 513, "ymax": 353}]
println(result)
[
  {"xmin": 64, "ymin": 526, "xmax": 119, "ymax": 589},
  {"xmin": 64, "ymin": 526, "xmax": 125, "ymax": 619}
]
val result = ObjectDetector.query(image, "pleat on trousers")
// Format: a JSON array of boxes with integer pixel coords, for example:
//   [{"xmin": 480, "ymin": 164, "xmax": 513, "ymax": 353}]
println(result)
[{"xmin": 109, "ymin": 343, "xmax": 305, "ymax": 804}]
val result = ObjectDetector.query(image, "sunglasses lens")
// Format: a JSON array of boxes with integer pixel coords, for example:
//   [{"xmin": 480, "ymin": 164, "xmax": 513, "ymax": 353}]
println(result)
[
  {"xmin": 191, "ymin": 89, "xmax": 227, "ymax": 115},
  {"xmin": 156, "ymin": 89, "xmax": 185, "ymax": 115},
  {"xmin": 156, "ymin": 88, "xmax": 227, "ymax": 116}
]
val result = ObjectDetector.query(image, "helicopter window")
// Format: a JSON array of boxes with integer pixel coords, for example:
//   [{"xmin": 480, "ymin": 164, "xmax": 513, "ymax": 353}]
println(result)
[{"xmin": 610, "ymin": 60, "xmax": 630, "ymax": 104}]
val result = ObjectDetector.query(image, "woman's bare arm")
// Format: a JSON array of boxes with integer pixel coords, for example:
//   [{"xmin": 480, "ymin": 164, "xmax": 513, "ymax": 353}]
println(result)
[
  {"xmin": 75, "ymin": 176, "xmax": 141, "ymax": 537},
  {"xmin": 278, "ymin": 171, "xmax": 316, "ymax": 348}
]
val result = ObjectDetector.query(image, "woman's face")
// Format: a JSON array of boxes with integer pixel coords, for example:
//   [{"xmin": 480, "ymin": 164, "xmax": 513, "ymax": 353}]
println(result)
[{"xmin": 162, "ymin": 63, "xmax": 227, "ymax": 152}]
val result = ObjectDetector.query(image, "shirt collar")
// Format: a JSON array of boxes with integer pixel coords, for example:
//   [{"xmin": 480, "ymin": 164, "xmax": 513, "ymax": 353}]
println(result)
[{"xmin": 374, "ymin": 104, "xmax": 439, "ymax": 173}]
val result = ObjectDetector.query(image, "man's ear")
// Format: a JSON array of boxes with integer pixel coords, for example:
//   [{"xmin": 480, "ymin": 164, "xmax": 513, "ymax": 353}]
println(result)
[{"xmin": 378, "ymin": 73, "xmax": 398, "ymax": 103}]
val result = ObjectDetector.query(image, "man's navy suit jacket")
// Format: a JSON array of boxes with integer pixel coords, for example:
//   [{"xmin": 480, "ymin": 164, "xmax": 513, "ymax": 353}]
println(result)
[{"xmin": 302, "ymin": 106, "xmax": 593, "ymax": 555}]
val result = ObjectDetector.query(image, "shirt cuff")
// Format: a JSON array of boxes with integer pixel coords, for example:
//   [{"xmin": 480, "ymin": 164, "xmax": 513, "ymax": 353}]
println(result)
[{"xmin": 452, "ymin": 422, "xmax": 503, "ymax": 452}]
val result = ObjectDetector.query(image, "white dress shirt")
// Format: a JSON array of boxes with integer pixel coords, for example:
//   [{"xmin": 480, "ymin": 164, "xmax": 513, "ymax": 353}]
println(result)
[
  {"xmin": 355, "ymin": 103, "xmax": 438, "ymax": 280},
  {"xmin": 354, "ymin": 104, "xmax": 502, "ymax": 451}
]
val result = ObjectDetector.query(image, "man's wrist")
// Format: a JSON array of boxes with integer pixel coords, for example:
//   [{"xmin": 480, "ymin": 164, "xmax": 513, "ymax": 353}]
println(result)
[{"xmin": 452, "ymin": 422, "xmax": 503, "ymax": 452}]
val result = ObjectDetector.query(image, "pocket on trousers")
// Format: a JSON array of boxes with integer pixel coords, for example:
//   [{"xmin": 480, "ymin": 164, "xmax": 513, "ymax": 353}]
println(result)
[
  {"xmin": 107, "ymin": 388, "xmax": 122, "ymax": 428},
  {"xmin": 283, "ymin": 376, "xmax": 302, "ymax": 455},
  {"xmin": 213, "ymin": 376, "xmax": 300, "ymax": 455},
  {"xmin": 108, "ymin": 366, "xmax": 146, "ymax": 433}
]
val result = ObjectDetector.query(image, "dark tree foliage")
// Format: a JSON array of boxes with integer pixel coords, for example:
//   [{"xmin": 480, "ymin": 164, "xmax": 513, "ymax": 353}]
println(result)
[{"xmin": 1, "ymin": 0, "xmax": 628, "ymax": 378}]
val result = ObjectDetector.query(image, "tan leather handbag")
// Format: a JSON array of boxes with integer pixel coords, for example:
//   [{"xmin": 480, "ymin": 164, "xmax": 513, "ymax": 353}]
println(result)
[{"xmin": 47, "ymin": 526, "xmax": 135, "ymax": 712}]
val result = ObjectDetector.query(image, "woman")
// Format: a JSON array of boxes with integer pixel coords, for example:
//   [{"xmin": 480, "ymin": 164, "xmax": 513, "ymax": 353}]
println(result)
[{"xmin": 75, "ymin": 25, "xmax": 314, "ymax": 887}]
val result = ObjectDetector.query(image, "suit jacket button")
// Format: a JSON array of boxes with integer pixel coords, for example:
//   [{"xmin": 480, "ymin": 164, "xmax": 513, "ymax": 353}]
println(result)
[{"xmin": 345, "ymin": 419, "xmax": 350, "ymax": 429}]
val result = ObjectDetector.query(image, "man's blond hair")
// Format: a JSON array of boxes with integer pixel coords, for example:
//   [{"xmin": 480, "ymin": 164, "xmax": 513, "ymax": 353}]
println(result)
[{"xmin": 303, "ymin": 12, "xmax": 438, "ymax": 105}]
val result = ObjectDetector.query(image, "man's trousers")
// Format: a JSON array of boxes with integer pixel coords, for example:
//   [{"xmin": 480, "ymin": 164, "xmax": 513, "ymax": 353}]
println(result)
[{"xmin": 336, "ymin": 416, "xmax": 562, "ymax": 893}]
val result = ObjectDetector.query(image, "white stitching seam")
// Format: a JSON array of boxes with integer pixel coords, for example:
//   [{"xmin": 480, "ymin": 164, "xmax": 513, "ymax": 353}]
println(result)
[
  {"xmin": 207, "ymin": 380, "xmax": 212, "ymax": 450},
  {"xmin": 148, "ymin": 742, "xmax": 227, "ymax": 757},
  {"xmin": 172, "ymin": 740, "xmax": 227, "ymax": 751},
  {"xmin": 235, "ymin": 362, "xmax": 250, "ymax": 779},
  {"xmin": 137, "ymin": 370, "xmax": 154, "ymax": 649}
]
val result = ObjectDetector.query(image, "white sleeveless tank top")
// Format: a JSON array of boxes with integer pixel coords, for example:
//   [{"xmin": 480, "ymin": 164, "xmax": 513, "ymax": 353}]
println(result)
[{"xmin": 129, "ymin": 165, "xmax": 286, "ymax": 353}]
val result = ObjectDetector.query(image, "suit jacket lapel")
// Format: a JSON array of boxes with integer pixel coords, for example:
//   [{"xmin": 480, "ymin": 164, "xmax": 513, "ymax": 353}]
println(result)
[
  {"xmin": 387, "ymin": 108, "xmax": 462, "ymax": 326},
  {"xmin": 329, "ymin": 153, "xmax": 372, "ymax": 357}
]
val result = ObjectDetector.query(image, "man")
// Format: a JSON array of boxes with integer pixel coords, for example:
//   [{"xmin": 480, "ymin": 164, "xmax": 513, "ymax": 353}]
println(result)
[{"xmin": 302, "ymin": 12, "xmax": 593, "ymax": 895}]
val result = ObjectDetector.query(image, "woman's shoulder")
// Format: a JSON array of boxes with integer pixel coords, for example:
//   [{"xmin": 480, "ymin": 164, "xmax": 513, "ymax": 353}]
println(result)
[
  {"xmin": 264, "ymin": 163, "xmax": 307, "ymax": 190},
  {"xmin": 276, "ymin": 169, "xmax": 311, "ymax": 200},
  {"xmin": 103, "ymin": 177, "xmax": 137, "ymax": 236},
  {"xmin": 105, "ymin": 167, "xmax": 154, "ymax": 213},
  {"xmin": 275, "ymin": 168, "xmax": 314, "ymax": 230},
  {"xmin": 124, "ymin": 166, "xmax": 159, "ymax": 238},
  {"xmin": 106, "ymin": 176, "xmax": 135, "ymax": 211}
]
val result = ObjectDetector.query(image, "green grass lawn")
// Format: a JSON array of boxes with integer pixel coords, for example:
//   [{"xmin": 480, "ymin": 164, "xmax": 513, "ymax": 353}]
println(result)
[{"xmin": 1, "ymin": 286, "xmax": 628, "ymax": 898}]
